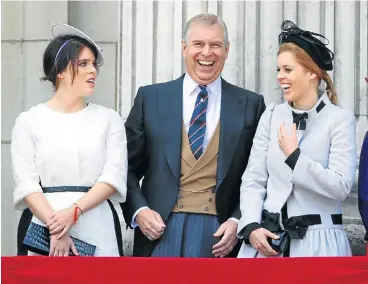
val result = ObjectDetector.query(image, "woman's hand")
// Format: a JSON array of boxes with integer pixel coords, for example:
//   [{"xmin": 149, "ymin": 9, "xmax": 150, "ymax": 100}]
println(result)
[
  {"xmin": 46, "ymin": 205, "xmax": 80, "ymax": 238},
  {"xmin": 49, "ymin": 234, "xmax": 79, "ymax": 257},
  {"xmin": 278, "ymin": 123, "xmax": 298, "ymax": 157},
  {"xmin": 249, "ymin": 228, "xmax": 280, "ymax": 256}
]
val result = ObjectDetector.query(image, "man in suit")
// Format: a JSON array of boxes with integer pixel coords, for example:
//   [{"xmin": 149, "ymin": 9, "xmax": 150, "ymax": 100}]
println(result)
[{"xmin": 122, "ymin": 13, "xmax": 266, "ymax": 257}]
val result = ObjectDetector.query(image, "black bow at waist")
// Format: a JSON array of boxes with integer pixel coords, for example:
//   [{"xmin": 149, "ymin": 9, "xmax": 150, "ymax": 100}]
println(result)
[
  {"xmin": 262, "ymin": 209, "xmax": 343, "ymax": 240},
  {"xmin": 283, "ymin": 214, "xmax": 321, "ymax": 239}
]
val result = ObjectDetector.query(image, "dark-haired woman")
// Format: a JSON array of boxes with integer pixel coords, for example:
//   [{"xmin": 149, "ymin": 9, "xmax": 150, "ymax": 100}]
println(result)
[
  {"xmin": 11, "ymin": 24, "xmax": 127, "ymax": 256},
  {"xmin": 237, "ymin": 20, "xmax": 356, "ymax": 258}
]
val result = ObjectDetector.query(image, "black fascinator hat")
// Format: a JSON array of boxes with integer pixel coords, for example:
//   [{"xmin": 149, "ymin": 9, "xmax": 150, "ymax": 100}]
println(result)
[{"xmin": 278, "ymin": 20, "xmax": 334, "ymax": 71}]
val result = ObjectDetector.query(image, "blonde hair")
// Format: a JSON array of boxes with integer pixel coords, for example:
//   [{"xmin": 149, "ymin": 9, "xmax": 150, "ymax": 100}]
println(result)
[{"xmin": 278, "ymin": 42, "xmax": 337, "ymax": 105}]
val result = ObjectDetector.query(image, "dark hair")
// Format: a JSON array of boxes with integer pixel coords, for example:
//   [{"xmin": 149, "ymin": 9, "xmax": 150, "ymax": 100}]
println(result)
[{"xmin": 41, "ymin": 35, "xmax": 99, "ymax": 89}]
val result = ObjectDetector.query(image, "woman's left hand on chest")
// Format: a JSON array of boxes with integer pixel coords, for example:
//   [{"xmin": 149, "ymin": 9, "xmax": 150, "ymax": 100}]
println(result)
[{"xmin": 278, "ymin": 123, "xmax": 298, "ymax": 157}]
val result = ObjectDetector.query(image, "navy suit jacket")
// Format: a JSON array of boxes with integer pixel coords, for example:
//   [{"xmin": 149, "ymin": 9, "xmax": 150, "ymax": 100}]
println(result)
[
  {"xmin": 359, "ymin": 132, "xmax": 368, "ymax": 232},
  {"xmin": 121, "ymin": 75, "xmax": 265, "ymax": 256}
]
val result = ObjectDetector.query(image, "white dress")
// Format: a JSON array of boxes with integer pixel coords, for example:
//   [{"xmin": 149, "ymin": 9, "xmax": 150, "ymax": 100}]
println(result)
[{"xmin": 11, "ymin": 103, "xmax": 127, "ymax": 256}]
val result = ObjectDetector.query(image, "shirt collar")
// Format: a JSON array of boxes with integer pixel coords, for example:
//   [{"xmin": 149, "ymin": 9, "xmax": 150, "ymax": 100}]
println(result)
[
  {"xmin": 286, "ymin": 93, "xmax": 330, "ymax": 121},
  {"xmin": 183, "ymin": 73, "xmax": 221, "ymax": 97}
]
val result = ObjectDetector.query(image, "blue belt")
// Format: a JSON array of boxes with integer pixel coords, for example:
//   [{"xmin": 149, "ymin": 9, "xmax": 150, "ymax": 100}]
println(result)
[{"xmin": 42, "ymin": 186, "xmax": 90, "ymax": 193}]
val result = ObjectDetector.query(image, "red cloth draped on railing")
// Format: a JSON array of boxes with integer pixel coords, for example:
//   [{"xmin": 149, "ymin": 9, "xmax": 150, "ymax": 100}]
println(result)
[{"xmin": 2, "ymin": 256, "xmax": 368, "ymax": 284}]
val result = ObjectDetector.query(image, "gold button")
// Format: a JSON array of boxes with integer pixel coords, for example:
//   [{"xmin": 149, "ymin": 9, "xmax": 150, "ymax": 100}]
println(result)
[{"xmin": 208, "ymin": 198, "xmax": 212, "ymax": 202}]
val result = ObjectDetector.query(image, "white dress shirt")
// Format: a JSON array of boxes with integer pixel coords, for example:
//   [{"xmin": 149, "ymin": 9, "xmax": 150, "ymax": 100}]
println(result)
[
  {"xmin": 182, "ymin": 74, "xmax": 222, "ymax": 152},
  {"xmin": 132, "ymin": 74, "xmax": 238, "ymax": 226}
]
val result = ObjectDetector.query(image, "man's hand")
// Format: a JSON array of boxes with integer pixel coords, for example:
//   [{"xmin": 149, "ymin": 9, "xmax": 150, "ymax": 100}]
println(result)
[
  {"xmin": 136, "ymin": 208, "xmax": 166, "ymax": 241},
  {"xmin": 212, "ymin": 219, "xmax": 238, "ymax": 257}
]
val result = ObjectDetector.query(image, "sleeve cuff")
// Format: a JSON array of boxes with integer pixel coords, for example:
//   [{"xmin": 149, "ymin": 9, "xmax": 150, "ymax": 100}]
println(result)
[
  {"xmin": 96, "ymin": 175, "xmax": 127, "ymax": 203},
  {"xmin": 131, "ymin": 206, "xmax": 149, "ymax": 228},
  {"xmin": 228, "ymin": 217, "xmax": 239, "ymax": 224},
  {"xmin": 285, "ymin": 147, "xmax": 301, "ymax": 170},
  {"xmin": 239, "ymin": 222, "xmax": 262, "ymax": 244},
  {"xmin": 14, "ymin": 182, "xmax": 43, "ymax": 211}
]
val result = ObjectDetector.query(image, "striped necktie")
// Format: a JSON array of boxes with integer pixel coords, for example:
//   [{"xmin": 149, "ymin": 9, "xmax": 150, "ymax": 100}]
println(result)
[{"xmin": 188, "ymin": 85, "xmax": 208, "ymax": 159}]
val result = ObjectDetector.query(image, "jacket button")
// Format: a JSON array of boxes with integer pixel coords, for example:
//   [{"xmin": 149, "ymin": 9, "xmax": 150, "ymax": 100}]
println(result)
[
  {"xmin": 212, "ymin": 188, "xmax": 215, "ymax": 193},
  {"xmin": 204, "ymin": 206, "xmax": 209, "ymax": 211},
  {"xmin": 179, "ymin": 205, "xmax": 184, "ymax": 209},
  {"xmin": 208, "ymin": 198, "xmax": 212, "ymax": 202}
]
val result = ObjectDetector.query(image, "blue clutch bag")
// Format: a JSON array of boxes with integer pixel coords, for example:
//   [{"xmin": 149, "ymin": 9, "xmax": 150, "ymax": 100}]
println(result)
[{"xmin": 23, "ymin": 222, "xmax": 96, "ymax": 256}]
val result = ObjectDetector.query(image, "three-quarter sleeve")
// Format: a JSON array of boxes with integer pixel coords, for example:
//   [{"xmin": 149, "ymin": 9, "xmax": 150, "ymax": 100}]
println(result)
[
  {"xmin": 96, "ymin": 111, "xmax": 127, "ymax": 203},
  {"xmin": 11, "ymin": 112, "xmax": 43, "ymax": 211}
]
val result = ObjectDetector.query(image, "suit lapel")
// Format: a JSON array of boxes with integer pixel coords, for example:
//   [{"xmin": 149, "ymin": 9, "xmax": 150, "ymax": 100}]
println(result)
[
  {"xmin": 181, "ymin": 122, "xmax": 220, "ymax": 182},
  {"xmin": 181, "ymin": 122, "xmax": 197, "ymax": 168},
  {"xmin": 158, "ymin": 75, "xmax": 184, "ymax": 183},
  {"xmin": 216, "ymin": 79, "xmax": 248, "ymax": 190}
]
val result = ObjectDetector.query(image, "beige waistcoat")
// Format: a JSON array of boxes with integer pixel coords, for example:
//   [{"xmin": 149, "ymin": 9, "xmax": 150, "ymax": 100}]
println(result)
[{"xmin": 171, "ymin": 122, "xmax": 220, "ymax": 215}]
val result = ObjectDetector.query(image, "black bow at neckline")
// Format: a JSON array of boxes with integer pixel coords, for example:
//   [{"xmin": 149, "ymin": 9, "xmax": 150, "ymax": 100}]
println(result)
[{"xmin": 292, "ymin": 111, "xmax": 308, "ymax": 130}]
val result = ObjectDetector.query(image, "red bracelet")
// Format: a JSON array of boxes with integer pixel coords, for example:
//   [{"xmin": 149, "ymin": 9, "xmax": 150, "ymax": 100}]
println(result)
[
  {"xmin": 73, "ymin": 203, "xmax": 83, "ymax": 224},
  {"xmin": 73, "ymin": 206, "xmax": 79, "ymax": 224},
  {"xmin": 73, "ymin": 203, "xmax": 83, "ymax": 214}
]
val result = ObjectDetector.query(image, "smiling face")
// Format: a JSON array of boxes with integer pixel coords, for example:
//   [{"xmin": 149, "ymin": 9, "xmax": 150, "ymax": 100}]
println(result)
[
  {"xmin": 182, "ymin": 22, "xmax": 229, "ymax": 85},
  {"xmin": 58, "ymin": 46, "xmax": 97, "ymax": 97},
  {"xmin": 277, "ymin": 51, "xmax": 317, "ymax": 105}
]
